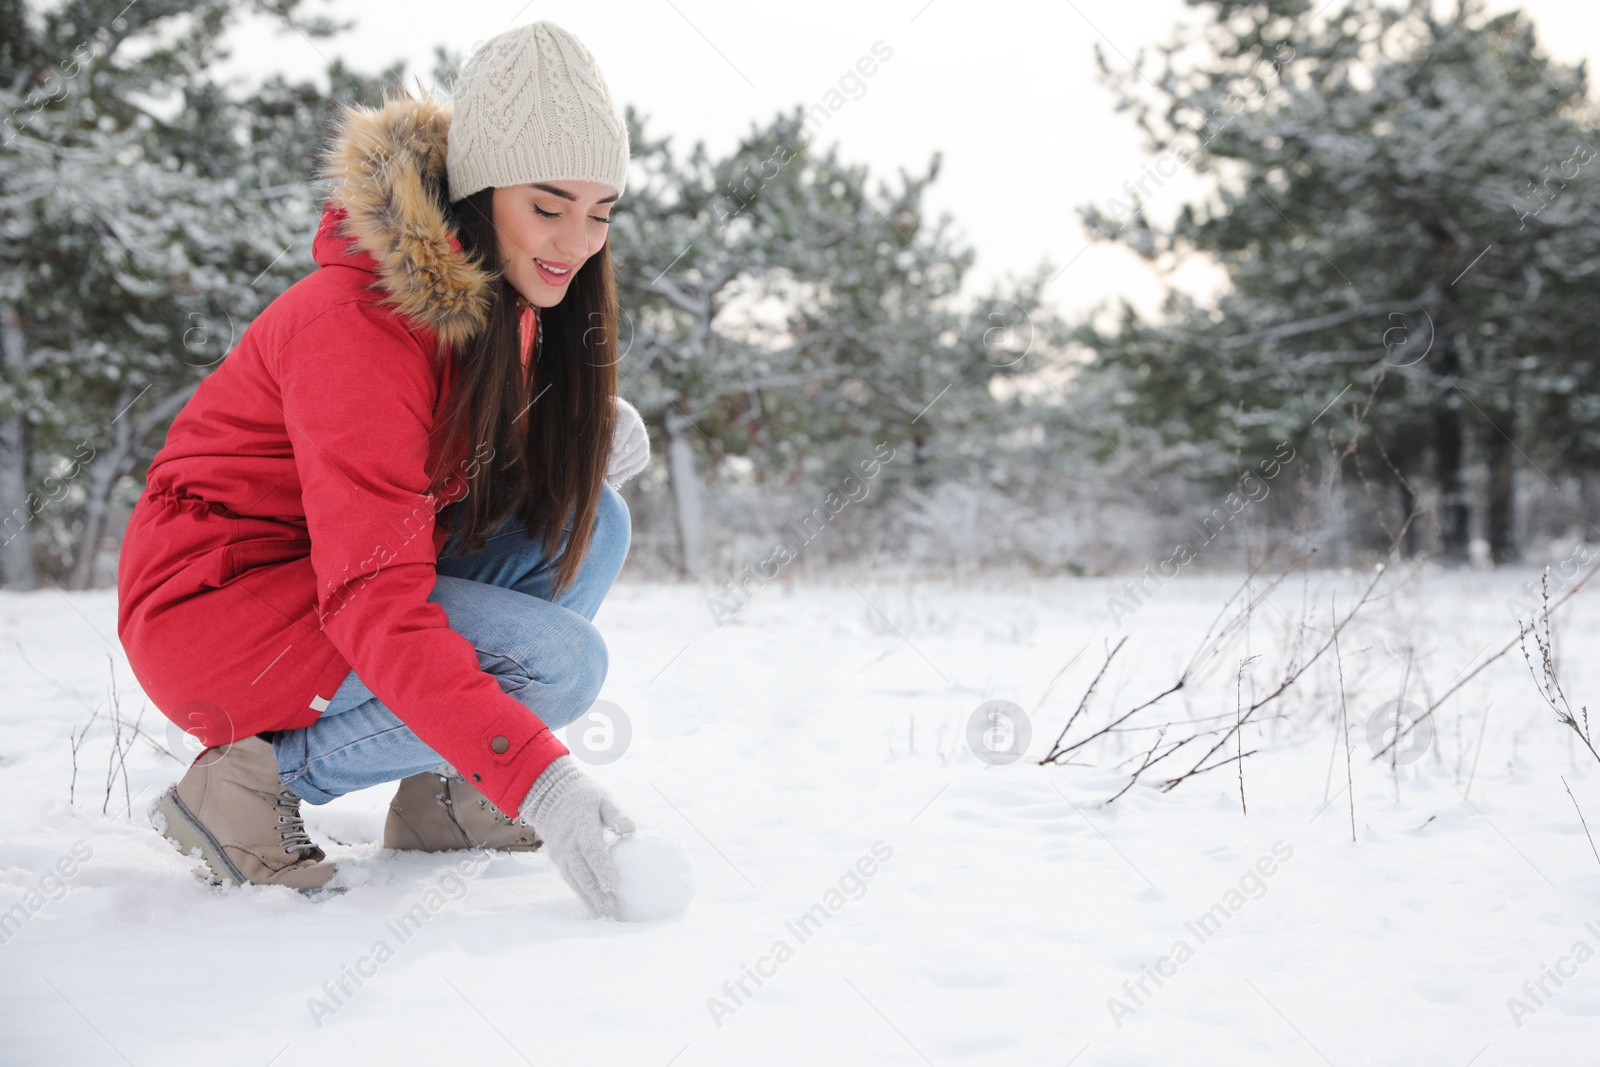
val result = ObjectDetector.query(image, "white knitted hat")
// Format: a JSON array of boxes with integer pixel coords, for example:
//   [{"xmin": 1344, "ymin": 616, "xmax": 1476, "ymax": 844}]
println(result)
[{"xmin": 446, "ymin": 21, "xmax": 630, "ymax": 203}]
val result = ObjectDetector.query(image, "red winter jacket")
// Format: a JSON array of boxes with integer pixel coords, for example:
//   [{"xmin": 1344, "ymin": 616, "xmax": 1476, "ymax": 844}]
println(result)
[{"xmin": 115, "ymin": 95, "xmax": 568, "ymax": 815}]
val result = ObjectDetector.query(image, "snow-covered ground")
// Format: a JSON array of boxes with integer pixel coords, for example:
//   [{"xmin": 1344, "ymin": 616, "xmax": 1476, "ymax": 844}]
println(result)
[{"xmin": 3, "ymin": 564, "xmax": 1598, "ymax": 1065}]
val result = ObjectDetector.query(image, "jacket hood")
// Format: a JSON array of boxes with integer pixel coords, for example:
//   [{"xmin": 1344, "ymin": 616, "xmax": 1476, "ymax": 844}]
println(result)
[{"xmin": 315, "ymin": 92, "xmax": 494, "ymax": 350}]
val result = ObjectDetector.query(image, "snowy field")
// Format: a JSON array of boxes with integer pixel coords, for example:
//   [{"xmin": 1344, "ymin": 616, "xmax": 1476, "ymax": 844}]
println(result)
[{"xmin": 3, "ymin": 564, "xmax": 1599, "ymax": 1065}]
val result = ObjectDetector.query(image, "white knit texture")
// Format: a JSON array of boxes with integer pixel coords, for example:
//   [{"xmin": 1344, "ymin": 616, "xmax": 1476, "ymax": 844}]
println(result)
[
  {"xmin": 447, "ymin": 21, "xmax": 630, "ymax": 202},
  {"xmin": 606, "ymin": 396, "xmax": 651, "ymax": 488}
]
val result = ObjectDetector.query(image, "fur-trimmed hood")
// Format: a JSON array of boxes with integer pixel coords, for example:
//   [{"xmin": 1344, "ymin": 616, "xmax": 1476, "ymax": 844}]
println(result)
[{"xmin": 315, "ymin": 92, "xmax": 494, "ymax": 350}]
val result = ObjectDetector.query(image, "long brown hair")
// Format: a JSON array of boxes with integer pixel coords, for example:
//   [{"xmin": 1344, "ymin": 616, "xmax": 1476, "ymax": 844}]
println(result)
[{"xmin": 433, "ymin": 186, "xmax": 619, "ymax": 595}]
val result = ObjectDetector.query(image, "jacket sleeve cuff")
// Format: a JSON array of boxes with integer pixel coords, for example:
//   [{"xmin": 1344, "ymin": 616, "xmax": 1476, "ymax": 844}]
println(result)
[{"xmin": 457, "ymin": 714, "xmax": 570, "ymax": 816}]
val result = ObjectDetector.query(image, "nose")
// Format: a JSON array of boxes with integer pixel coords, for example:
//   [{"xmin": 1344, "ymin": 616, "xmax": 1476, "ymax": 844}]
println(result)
[{"xmin": 553, "ymin": 215, "xmax": 597, "ymax": 262}]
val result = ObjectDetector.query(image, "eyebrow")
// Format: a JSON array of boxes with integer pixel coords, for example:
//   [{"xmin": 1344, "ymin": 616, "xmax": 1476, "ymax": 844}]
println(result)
[{"xmin": 531, "ymin": 181, "xmax": 619, "ymax": 205}]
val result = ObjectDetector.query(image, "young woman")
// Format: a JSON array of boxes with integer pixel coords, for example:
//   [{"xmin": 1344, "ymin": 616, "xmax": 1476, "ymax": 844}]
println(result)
[{"xmin": 115, "ymin": 21, "xmax": 648, "ymax": 918}]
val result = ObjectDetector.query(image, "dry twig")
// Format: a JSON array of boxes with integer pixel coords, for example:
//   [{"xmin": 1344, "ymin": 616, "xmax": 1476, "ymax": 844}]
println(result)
[
  {"xmin": 1376, "ymin": 558, "xmax": 1600, "ymax": 761},
  {"xmin": 1519, "ymin": 570, "xmax": 1600, "ymax": 767},
  {"xmin": 1333, "ymin": 604, "xmax": 1356, "ymax": 843},
  {"xmin": 1562, "ymin": 775, "xmax": 1600, "ymax": 868}
]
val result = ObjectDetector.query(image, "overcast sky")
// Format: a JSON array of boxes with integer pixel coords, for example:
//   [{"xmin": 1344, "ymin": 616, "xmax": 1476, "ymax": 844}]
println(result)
[{"xmin": 214, "ymin": 0, "xmax": 1600, "ymax": 323}]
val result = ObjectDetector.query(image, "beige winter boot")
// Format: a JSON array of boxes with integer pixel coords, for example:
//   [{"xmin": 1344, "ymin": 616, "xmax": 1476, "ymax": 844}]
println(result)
[
  {"xmin": 150, "ymin": 734, "xmax": 340, "ymax": 894},
  {"xmin": 383, "ymin": 772, "xmax": 542, "ymax": 852}
]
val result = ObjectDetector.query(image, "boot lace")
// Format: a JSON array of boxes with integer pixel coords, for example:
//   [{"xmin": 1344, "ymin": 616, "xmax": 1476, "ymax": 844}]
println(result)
[
  {"xmin": 444, "ymin": 783, "xmax": 522, "ymax": 834},
  {"xmin": 274, "ymin": 789, "xmax": 318, "ymax": 857},
  {"xmin": 443, "ymin": 778, "xmax": 538, "ymax": 845},
  {"xmin": 475, "ymin": 796, "xmax": 516, "ymax": 826}
]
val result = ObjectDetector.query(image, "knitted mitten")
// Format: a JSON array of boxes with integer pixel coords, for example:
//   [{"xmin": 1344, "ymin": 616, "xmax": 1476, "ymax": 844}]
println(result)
[
  {"xmin": 517, "ymin": 755, "xmax": 636, "ymax": 917},
  {"xmin": 605, "ymin": 397, "xmax": 650, "ymax": 488}
]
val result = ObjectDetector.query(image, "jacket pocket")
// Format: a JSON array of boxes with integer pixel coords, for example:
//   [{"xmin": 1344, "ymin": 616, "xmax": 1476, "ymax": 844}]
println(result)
[
  {"xmin": 226, "ymin": 537, "xmax": 312, "ymax": 577},
  {"xmin": 228, "ymin": 538, "xmax": 318, "ymax": 624}
]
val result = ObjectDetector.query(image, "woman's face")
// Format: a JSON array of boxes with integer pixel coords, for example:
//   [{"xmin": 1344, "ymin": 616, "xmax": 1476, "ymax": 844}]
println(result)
[{"xmin": 490, "ymin": 180, "xmax": 618, "ymax": 308}]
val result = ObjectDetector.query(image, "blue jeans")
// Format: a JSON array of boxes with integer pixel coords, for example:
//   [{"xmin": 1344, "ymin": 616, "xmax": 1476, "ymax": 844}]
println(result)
[{"xmin": 272, "ymin": 483, "xmax": 630, "ymax": 805}]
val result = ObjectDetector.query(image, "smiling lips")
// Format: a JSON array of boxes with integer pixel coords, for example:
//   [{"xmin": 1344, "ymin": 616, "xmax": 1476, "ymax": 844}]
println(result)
[{"xmin": 533, "ymin": 257, "xmax": 574, "ymax": 286}]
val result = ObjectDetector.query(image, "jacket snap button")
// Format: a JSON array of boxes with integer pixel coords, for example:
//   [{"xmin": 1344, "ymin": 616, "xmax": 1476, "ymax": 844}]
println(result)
[{"xmin": 490, "ymin": 736, "xmax": 509, "ymax": 754}]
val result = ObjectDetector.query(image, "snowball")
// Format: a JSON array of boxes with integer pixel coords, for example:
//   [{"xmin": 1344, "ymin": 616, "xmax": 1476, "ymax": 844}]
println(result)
[{"xmin": 609, "ymin": 829, "xmax": 695, "ymax": 922}]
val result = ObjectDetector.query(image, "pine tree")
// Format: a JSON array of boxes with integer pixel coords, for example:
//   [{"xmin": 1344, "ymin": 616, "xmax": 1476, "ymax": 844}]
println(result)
[
  {"xmin": 608, "ymin": 104, "xmax": 1054, "ymax": 573},
  {"xmin": 1, "ymin": 0, "xmax": 396, "ymax": 587},
  {"xmin": 1074, "ymin": 0, "xmax": 1600, "ymax": 563}
]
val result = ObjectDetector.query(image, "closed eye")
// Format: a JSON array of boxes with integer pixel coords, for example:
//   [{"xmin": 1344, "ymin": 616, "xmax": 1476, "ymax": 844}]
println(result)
[{"xmin": 534, "ymin": 204, "xmax": 613, "ymax": 224}]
